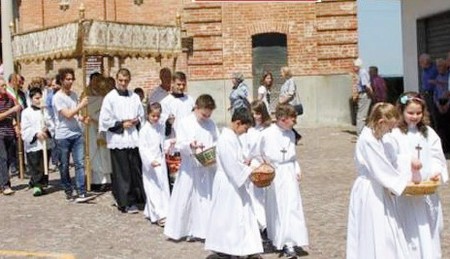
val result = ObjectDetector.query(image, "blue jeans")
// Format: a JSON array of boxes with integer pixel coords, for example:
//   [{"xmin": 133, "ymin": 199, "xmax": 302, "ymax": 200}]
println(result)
[{"xmin": 56, "ymin": 134, "xmax": 85, "ymax": 195}]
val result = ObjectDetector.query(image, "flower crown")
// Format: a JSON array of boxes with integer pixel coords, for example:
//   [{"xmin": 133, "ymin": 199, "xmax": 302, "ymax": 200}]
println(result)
[{"xmin": 400, "ymin": 95, "xmax": 423, "ymax": 105}]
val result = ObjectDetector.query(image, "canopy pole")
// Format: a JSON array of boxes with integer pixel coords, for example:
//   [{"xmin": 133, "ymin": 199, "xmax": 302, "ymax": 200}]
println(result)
[{"xmin": 79, "ymin": 4, "xmax": 92, "ymax": 192}]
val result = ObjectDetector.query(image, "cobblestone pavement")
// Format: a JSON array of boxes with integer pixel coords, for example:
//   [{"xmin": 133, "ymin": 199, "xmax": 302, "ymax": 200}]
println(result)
[{"xmin": 1, "ymin": 126, "xmax": 449, "ymax": 259}]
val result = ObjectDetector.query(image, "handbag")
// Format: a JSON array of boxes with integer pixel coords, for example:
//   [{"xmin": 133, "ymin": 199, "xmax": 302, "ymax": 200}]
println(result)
[{"xmin": 293, "ymin": 104, "xmax": 303, "ymax": 116}]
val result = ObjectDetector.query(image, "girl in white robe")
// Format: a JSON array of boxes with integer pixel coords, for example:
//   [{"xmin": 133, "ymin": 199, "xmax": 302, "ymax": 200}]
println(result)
[
  {"xmin": 388, "ymin": 92, "xmax": 448, "ymax": 259},
  {"xmin": 205, "ymin": 108, "xmax": 263, "ymax": 257},
  {"xmin": 164, "ymin": 94, "xmax": 219, "ymax": 241},
  {"xmin": 346, "ymin": 102, "xmax": 411, "ymax": 259},
  {"xmin": 252, "ymin": 104, "xmax": 308, "ymax": 257},
  {"xmin": 241, "ymin": 100, "xmax": 272, "ymax": 232},
  {"xmin": 138, "ymin": 102, "xmax": 171, "ymax": 226}
]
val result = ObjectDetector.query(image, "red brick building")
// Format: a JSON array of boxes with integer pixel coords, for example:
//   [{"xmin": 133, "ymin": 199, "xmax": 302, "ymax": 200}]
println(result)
[{"xmin": 3, "ymin": 0, "xmax": 357, "ymax": 126}]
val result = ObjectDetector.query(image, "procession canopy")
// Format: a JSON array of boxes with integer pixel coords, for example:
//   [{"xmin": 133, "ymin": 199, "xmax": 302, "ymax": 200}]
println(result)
[{"xmin": 12, "ymin": 20, "xmax": 182, "ymax": 63}]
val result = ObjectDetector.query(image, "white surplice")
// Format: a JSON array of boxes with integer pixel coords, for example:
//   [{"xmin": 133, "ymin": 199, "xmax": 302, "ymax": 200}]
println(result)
[
  {"xmin": 21, "ymin": 106, "xmax": 54, "ymax": 153},
  {"xmin": 346, "ymin": 127, "xmax": 410, "ymax": 259},
  {"xmin": 388, "ymin": 126, "xmax": 448, "ymax": 259},
  {"xmin": 138, "ymin": 121, "xmax": 170, "ymax": 222},
  {"xmin": 240, "ymin": 125, "xmax": 267, "ymax": 230},
  {"xmin": 252, "ymin": 123, "xmax": 308, "ymax": 250},
  {"xmin": 160, "ymin": 94, "xmax": 195, "ymax": 135},
  {"xmin": 98, "ymin": 89, "xmax": 144, "ymax": 149},
  {"xmin": 87, "ymin": 95, "xmax": 111, "ymax": 184},
  {"xmin": 164, "ymin": 113, "xmax": 219, "ymax": 240},
  {"xmin": 205, "ymin": 127, "xmax": 263, "ymax": 256}
]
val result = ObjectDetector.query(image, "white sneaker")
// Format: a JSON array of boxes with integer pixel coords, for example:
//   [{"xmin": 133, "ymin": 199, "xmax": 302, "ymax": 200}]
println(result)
[{"xmin": 74, "ymin": 194, "xmax": 95, "ymax": 203}]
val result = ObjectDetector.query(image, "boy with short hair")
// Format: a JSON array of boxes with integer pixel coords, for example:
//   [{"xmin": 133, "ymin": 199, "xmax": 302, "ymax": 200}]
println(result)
[
  {"xmin": 164, "ymin": 94, "xmax": 219, "ymax": 241},
  {"xmin": 205, "ymin": 108, "xmax": 263, "ymax": 258},
  {"xmin": 21, "ymin": 87, "xmax": 53, "ymax": 196},
  {"xmin": 253, "ymin": 104, "xmax": 309, "ymax": 258}
]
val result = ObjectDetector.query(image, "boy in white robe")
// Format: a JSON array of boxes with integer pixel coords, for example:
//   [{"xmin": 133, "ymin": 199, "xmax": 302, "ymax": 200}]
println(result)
[
  {"xmin": 159, "ymin": 71, "xmax": 195, "ymax": 190},
  {"xmin": 205, "ymin": 108, "xmax": 263, "ymax": 258},
  {"xmin": 21, "ymin": 87, "xmax": 54, "ymax": 196},
  {"xmin": 387, "ymin": 92, "xmax": 448, "ymax": 259},
  {"xmin": 98, "ymin": 69, "xmax": 145, "ymax": 213},
  {"xmin": 346, "ymin": 103, "xmax": 412, "ymax": 259},
  {"xmin": 164, "ymin": 94, "xmax": 219, "ymax": 241},
  {"xmin": 138, "ymin": 102, "xmax": 170, "ymax": 226},
  {"xmin": 252, "ymin": 104, "xmax": 308, "ymax": 258}
]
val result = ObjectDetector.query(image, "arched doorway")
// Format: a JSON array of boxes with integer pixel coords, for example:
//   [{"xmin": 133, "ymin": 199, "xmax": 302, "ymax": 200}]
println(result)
[{"xmin": 252, "ymin": 32, "xmax": 287, "ymax": 112}]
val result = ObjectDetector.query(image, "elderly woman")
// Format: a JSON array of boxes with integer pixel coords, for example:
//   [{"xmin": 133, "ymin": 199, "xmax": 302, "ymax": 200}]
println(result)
[
  {"xmin": 228, "ymin": 72, "xmax": 250, "ymax": 115},
  {"xmin": 279, "ymin": 67, "xmax": 300, "ymax": 106},
  {"xmin": 279, "ymin": 66, "xmax": 303, "ymax": 143}
]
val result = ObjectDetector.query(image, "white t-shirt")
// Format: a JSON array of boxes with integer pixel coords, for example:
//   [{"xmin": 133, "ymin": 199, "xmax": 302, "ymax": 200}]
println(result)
[{"xmin": 52, "ymin": 91, "xmax": 83, "ymax": 139}]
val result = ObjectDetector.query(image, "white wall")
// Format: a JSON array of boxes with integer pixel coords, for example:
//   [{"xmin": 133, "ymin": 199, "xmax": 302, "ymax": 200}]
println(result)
[
  {"xmin": 401, "ymin": 0, "xmax": 450, "ymax": 91},
  {"xmin": 188, "ymin": 74, "xmax": 352, "ymax": 128}
]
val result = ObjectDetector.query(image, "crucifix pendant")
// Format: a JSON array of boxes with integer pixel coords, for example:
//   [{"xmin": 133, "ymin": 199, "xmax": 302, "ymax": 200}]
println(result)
[
  {"xmin": 281, "ymin": 148, "xmax": 287, "ymax": 161},
  {"xmin": 415, "ymin": 144, "xmax": 422, "ymax": 159}
]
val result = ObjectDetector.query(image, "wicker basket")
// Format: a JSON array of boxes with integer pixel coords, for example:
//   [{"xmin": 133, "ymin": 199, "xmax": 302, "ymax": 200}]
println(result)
[
  {"xmin": 194, "ymin": 146, "xmax": 216, "ymax": 167},
  {"xmin": 403, "ymin": 180, "xmax": 440, "ymax": 196},
  {"xmin": 166, "ymin": 153, "xmax": 181, "ymax": 174},
  {"xmin": 250, "ymin": 163, "xmax": 275, "ymax": 188}
]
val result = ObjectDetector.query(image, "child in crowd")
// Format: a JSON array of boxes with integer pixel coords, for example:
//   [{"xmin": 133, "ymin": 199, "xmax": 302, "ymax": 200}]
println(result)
[
  {"xmin": 21, "ymin": 87, "xmax": 54, "ymax": 196},
  {"xmin": 241, "ymin": 100, "xmax": 272, "ymax": 235},
  {"xmin": 346, "ymin": 102, "xmax": 411, "ymax": 259},
  {"xmin": 388, "ymin": 92, "xmax": 448, "ymax": 258},
  {"xmin": 164, "ymin": 94, "xmax": 220, "ymax": 241},
  {"xmin": 205, "ymin": 108, "xmax": 262, "ymax": 258},
  {"xmin": 138, "ymin": 102, "xmax": 171, "ymax": 227},
  {"xmin": 252, "ymin": 104, "xmax": 308, "ymax": 258}
]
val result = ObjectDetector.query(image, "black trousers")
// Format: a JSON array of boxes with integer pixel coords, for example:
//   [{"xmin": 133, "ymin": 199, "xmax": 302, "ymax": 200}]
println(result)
[
  {"xmin": 0, "ymin": 136, "xmax": 15, "ymax": 188},
  {"xmin": 110, "ymin": 148, "xmax": 145, "ymax": 208},
  {"xmin": 26, "ymin": 150, "xmax": 50, "ymax": 187}
]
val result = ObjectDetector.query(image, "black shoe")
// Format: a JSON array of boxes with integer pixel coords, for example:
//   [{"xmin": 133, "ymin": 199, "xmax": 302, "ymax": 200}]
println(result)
[
  {"xmin": 65, "ymin": 192, "xmax": 74, "ymax": 202},
  {"xmin": 283, "ymin": 245, "xmax": 297, "ymax": 258},
  {"xmin": 126, "ymin": 205, "xmax": 139, "ymax": 214},
  {"xmin": 206, "ymin": 252, "xmax": 232, "ymax": 259}
]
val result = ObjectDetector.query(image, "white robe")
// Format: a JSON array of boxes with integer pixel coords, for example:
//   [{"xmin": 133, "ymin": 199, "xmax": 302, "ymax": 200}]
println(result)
[
  {"xmin": 138, "ymin": 121, "xmax": 171, "ymax": 222},
  {"xmin": 388, "ymin": 127, "xmax": 448, "ymax": 259},
  {"xmin": 241, "ymin": 125, "xmax": 267, "ymax": 230},
  {"xmin": 21, "ymin": 106, "xmax": 54, "ymax": 153},
  {"xmin": 160, "ymin": 94, "xmax": 195, "ymax": 136},
  {"xmin": 98, "ymin": 89, "xmax": 144, "ymax": 149},
  {"xmin": 346, "ymin": 127, "xmax": 410, "ymax": 259},
  {"xmin": 205, "ymin": 127, "xmax": 263, "ymax": 256},
  {"xmin": 87, "ymin": 95, "xmax": 111, "ymax": 184},
  {"xmin": 164, "ymin": 113, "xmax": 219, "ymax": 240},
  {"xmin": 252, "ymin": 123, "xmax": 308, "ymax": 250}
]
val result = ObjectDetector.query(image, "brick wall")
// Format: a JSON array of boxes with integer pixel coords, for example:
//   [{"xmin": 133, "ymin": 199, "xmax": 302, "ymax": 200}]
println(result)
[{"xmin": 14, "ymin": 0, "xmax": 357, "ymax": 94}]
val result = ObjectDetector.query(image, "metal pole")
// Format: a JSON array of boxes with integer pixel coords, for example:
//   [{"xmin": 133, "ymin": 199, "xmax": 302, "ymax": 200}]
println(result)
[{"xmin": 1, "ymin": 0, "xmax": 15, "ymax": 78}]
